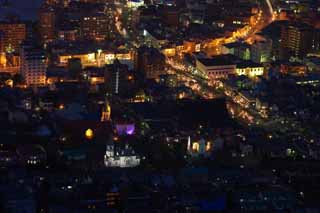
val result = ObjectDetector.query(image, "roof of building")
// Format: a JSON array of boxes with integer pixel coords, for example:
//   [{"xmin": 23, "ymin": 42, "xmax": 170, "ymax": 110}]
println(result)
[
  {"xmin": 236, "ymin": 60, "xmax": 263, "ymax": 68},
  {"xmin": 224, "ymin": 42, "xmax": 251, "ymax": 49},
  {"xmin": 197, "ymin": 55, "xmax": 236, "ymax": 66}
]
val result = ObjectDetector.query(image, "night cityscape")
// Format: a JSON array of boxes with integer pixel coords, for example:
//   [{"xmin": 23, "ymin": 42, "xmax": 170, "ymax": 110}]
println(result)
[{"xmin": 1, "ymin": 0, "xmax": 320, "ymax": 212}]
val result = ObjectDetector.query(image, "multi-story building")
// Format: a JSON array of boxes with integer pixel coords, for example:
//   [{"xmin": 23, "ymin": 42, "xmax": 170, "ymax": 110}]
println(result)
[
  {"xmin": 39, "ymin": 4, "xmax": 56, "ymax": 44},
  {"xmin": 236, "ymin": 61, "xmax": 264, "ymax": 78},
  {"xmin": 57, "ymin": 27, "xmax": 78, "ymax": 41},
  {"xmin": 250, "ymin": 38, "xmax": 273, "ymax": 63},
  {"xmin": 20, "ymin": 42, "xmax": 47, "ymax": 86},
  {"xmin": 196, "ymin": 55, "xmax": 236, "ymax": 80},
  {"xmin": 222, "ymin": 42, "xmax": 251, "ymax": 60},
  {"xmin": 105, "ymin": 59, "xmax": 130, "ymax": 95},
  {"xmin": 0, "ymin": 21, "xmax": 26, "ymax": 53},
  {"xmin": 280, "ymin": 22, "xmax": 313, "ymax": 59},
  {"xmin": 135, "ymin": 47, "xmax": 166, "ymax": 80},
  {"xmin": 81, "ymin": 13, "xmax": 109, "ymax": 41}
]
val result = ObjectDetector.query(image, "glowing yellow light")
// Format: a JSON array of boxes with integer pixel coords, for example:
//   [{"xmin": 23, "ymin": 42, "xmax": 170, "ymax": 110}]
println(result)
[
  {"xmin": 91, "ymin": 77, "xmax": 97, "ymax": 83},
  {"xmin": 113, "ymin": 136, "xmax": 119, "ymax": 141},
  {"xmin": 192, "ymin": 142, "xmax": 200, "ymax": 152},
  {"xmin": 128, "ymin": 75, "xmax": 133, "ymax": 81},
  {"xmin": 87, "ymin": 53, "xmax": 95, "ymax": 62},
  {"xmin": 6, "ymin": 79, "xmax": 13, "ymax": 88},
  {"xmin": 59, "ymin": 104, "xmax": 65, "ymax": 110},
  {"xmin": 85, "ymin": 129, "xmax": 94, "ymax": 140},
  {"xmin": 206, "ymin": 142, "xmax": 211, "ymax": 152}
]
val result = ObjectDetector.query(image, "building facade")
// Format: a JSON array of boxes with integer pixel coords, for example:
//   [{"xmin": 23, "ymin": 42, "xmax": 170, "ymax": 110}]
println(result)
[
  {"xmin": 20, "ymin": 42, "xmax": 47, "ymax": 86},
  {"xmin": 196, "ymin": 56, "xmax": 236, "ymax": 80},
  {"xmin": 0, "ymin": 21, "xmax": 26, "ymax": 53},
  {"xmin": 39, "ymin": 5, "xmax": 56, "ymax": 44},
  {"xmin": 81, "ymin": 13, "xmax": 109, "ymax": 41},
  {"xmin": 104, "ymin": 143, "xmax": 140, "ymax": 168},
  {"xmin": 135, "ymin": 47, "xmax": 166, "ymax": 80},
  {"xmin": 280, "ymin": 23, "xmax": 313, "ymax": 59}
]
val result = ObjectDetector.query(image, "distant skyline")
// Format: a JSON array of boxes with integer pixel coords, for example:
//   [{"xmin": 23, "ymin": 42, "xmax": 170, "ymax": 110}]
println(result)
[{"xmin": 0, "ymin": 0, "xmax": 42, "ymax": 20}]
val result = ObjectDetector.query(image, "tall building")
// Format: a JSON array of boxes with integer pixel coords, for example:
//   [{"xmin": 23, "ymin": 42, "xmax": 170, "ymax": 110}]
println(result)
[
  {"xmin": 101, "ymin": 97, "xmax": 111, "ymax": 122},
  {"xmin": 135, "ymin": 47, "xmax": 166, "ymax": 80},
  {"xmin": 39, "ymin": 4, "xmax": 56, "ymax": 44},
  {"xmin": 280, "ymin": 23, "xmax": 313, "ymax": 59},
  {"xmin": 81, "ymin": 12, "xmax": 109, "ymax": 41},
  {"xmin": 20, "ymin": 42, "xmax": 47, "ymax": 86},
  {"xmin": 0, "ymin": 21, "xmax": 26, "ymax": 53},
  {"xmin": 105, "ymin": 60, "xmax": 130, "ymax": 96}
]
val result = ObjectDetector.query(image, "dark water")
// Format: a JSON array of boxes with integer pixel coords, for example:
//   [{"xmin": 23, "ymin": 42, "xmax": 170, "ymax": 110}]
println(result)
[{"xmin": 0, "ymin": 0, "xmax": 43, "ymax": 20}]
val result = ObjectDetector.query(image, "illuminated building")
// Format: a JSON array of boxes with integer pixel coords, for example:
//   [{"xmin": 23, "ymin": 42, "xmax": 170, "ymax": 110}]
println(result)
[
  {"xmin": 183, "ymin": 40, "xmax": 201, "ymax": 54},
  {"xmin": 196, "ymin": 55, "xmax": 236, "ymax": 80},
  {"xmin": 0, "ymin": 52, "xmax": 6, "ymax": 67},
  {"xmin": 20, "ymin": 42, "xmax": 47, "ymax": 86},
  {"xmin": 115, "ymin": 123, "xmax": 135, "ymax": 135},
  {"xmin": 0, "ymin": 21, "xmax": 26, "ymax": 53},
  {"xmin": 101, "ymin": 97, "xmax": 111, "ymax": 122},
  {"xmin": 105, "ymin": 60, "xmax": 130, "ymax": 95},
  {"xmin": 127, "ymin": 0, "xmax": 144, "ymax": 9},
  {"xmin": 280, "ymin": 23, "xmax": 313, "ymax": 59},
  {"xmin": 81, "ymin": 13, "xmax": 109, "ymax": 41},
  {"xmin": 58, "ymin": 28, "xmax": 78, "ymax": 41},
  {"xmin": 187, "ymin": 136, "xmax": 213, "ymax": 157},
  {"xmin": 250, "ymin": 38, "xmax": 272, "ymax": 63},
  {"xmin": 57, "ymin": 50, "xmax": 133, "ymax": 67},
  {"xmin": 39, "ymin": 4, "xmax": 56, "ymax": 44},
  {"xmin": 236, "ymin": 61, "xmax": 264, "ymax": 78},
  {"xmin": 280, "ymin": 62, "xmax": 307, "ymax": 75},
  {"xmin": 58, "ymin": 52, "xmax": 96, "ymax": 67},
  {"xmin": 104, "ymin": 143, "xmax": 140, "ymax": 168},
  {"xmin": 162, "ymin": 47, "xmax": 176, "ymax": 57},
  {"xmin": 142, "ymin": 29, "xmax": 168, "ymax": 49},
  {"xmin": 222, "ymin": 42, "xmax": 250, "ymax": 60}
]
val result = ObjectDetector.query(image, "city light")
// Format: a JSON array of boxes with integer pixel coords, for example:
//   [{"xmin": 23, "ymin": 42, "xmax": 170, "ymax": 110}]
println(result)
[{"xmin": 85, "ymin": 129, "xmax": 94, "ymax": 140}]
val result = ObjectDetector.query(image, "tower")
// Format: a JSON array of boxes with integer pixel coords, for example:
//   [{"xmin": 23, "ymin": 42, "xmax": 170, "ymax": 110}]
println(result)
[{"xmin": 101, "ymin": 96, "xmax": 111, "ymax": 122}]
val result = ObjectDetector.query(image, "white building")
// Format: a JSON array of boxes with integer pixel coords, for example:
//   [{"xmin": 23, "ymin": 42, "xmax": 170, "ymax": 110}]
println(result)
[
  {"xmin": 127, "ymin": 0, "xmax": 144, "ymax": 9},
  {"xmin": 236, "ymin": 61, "xmax": 264, "ymax": 78},
  {"xmin": 20, "ymin": 42, "xmax": 46, "ymax": 86},
  {"xmin": 196, "ymin": 56, "xmax": 236, "ymax": 80},
  {"xmin": 104, "ymin": 143, "xmax": 140, "ymax": 168}
]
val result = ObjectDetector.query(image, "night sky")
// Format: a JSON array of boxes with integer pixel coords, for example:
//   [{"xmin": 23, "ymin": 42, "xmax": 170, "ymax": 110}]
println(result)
[{"xmin": 0, "ymin": 0, "xmax": 42, "ymax": 20}]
